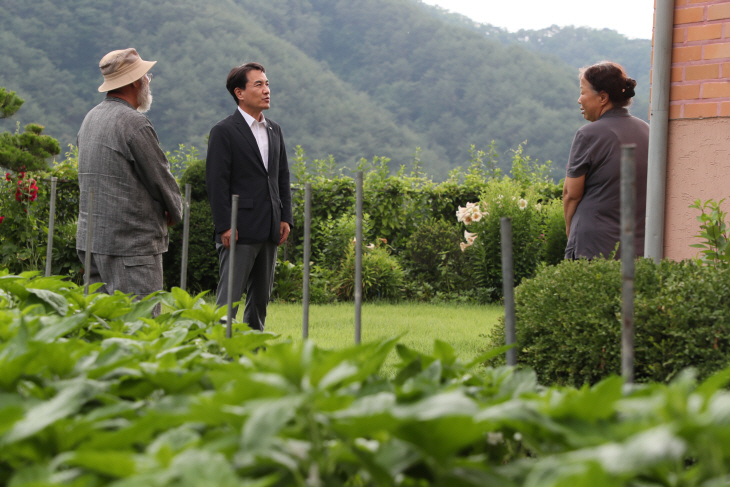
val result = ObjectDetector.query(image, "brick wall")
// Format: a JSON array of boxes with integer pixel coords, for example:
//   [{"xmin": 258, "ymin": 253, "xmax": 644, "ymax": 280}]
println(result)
[
  {"xmin": 655, "ymin": 1, "xmax": 730, "ymax": 261},
  {"xmin": 669, "ymin": 0, "xmax": 730, "ymax": 118}
]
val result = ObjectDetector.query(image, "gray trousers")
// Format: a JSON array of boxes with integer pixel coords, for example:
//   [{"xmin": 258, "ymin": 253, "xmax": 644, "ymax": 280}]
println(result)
[
  {"xmin": 77, "ymin": 251, "xmax": 163, "ymax": 317},
  {"xmin": 215, "ymin": 241, "xmax": 277, "ymax": 332}
]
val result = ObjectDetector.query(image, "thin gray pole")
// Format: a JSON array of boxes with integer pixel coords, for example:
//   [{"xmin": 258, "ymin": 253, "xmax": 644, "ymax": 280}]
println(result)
[
  {"xmin": 84, "ymin": 189, "xmax": 94, "ymax": 296},
  {"xmin": 500, "ymin": 217, "xmax": 517, "ymax": 366},
  {"xmin": 354, "ymin": 171, "xmax": 363, "ymax": 344},
  {"xmin": 645, "ymin": 0, "xmax": 674, "ymax": 262},
  {"xmin": 226, "ymin": 195, "xmax": 239, "ymax": 339},
  {"xmin": 621, "ymin": 144, "xmax": 636, "ymax": 383},
  {"xmin": 44, "ymin": 177, "xmax": 58, "ymax": 277},
  {"xmin": 180, "ymin": 184, "xmax": 192, "ymax": 290},
  {"xmin": 302, "ymin": 183, "xmax": 312, "ymax": 339}
]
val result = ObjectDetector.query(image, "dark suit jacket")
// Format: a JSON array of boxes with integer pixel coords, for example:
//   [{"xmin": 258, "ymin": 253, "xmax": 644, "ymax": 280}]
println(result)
[{"xmin": 206, "ymin": 109, "xmax": 293, "ymax": 245}]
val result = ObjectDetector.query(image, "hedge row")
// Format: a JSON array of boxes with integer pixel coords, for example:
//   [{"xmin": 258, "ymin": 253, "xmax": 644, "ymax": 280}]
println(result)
[
  {"xmin": 487, "ymin": 258, "xmax": 730, "ymax": 386},
  {"xmin": 165, "ymin": 147, "xmax": 567, "ymax": 301}
]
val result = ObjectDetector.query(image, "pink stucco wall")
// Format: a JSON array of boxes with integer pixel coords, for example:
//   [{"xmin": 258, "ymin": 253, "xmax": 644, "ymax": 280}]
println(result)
[{"xmin": 664, "ymin": 118, "xmax": 730, "ymax": 260}]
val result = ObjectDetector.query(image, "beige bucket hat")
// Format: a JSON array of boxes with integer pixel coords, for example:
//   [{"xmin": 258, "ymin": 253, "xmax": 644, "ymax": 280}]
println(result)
[{"xmin": 97, "ymin": 48, "xmax": 156, "ymax": 92}]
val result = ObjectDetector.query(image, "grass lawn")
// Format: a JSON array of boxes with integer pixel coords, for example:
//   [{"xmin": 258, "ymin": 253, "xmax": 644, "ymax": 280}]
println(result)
[{"xmin": 258, "ymin": 302, "xmax": 504, "ymax": 377}]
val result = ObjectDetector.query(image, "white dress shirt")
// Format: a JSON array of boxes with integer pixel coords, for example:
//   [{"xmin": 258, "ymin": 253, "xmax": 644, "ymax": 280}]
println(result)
[{"xmin": 238, "ymin": 106, "xmax": 269, "ymax": 171}]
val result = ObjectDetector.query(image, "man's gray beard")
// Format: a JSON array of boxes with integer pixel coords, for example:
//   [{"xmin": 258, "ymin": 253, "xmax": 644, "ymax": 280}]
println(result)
[{"xmin": 137, "ymin": 81, "xmax": 153, "ymax": 113}]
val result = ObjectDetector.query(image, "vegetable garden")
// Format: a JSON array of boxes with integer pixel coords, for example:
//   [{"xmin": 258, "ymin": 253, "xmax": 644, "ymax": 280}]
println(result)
[{"xmin": 5, "ymin": 273, "xmax": 730, "ymax": 486}]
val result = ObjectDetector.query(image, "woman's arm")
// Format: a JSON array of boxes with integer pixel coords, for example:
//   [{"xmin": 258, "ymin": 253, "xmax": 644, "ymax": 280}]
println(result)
[{"xmin": 563, "ymin": 175, "xmax": 586, "ymax": 238}]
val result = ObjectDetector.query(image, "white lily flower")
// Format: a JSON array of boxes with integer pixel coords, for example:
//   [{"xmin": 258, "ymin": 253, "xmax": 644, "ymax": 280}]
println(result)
[{"xmin": 464, "ymin": 230, "xmax": 478, "ymax": 244}]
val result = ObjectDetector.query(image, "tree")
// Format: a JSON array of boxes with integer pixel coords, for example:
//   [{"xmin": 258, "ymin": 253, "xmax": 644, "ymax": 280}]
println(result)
[{"xmin": 0, "ymin": 87, "xmax": 60, "ymax": 172}]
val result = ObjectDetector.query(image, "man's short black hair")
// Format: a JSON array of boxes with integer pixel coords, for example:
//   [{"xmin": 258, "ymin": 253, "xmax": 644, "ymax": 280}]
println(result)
[{"xmin": 226, "ymin": 62, "xmax": 266, "ymax": 105}]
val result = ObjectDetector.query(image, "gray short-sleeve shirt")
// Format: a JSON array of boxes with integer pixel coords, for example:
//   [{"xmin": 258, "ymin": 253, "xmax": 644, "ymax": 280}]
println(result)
[{"xmin": 565, "ymin": 108, "xmax": 649, "ymax": 260}]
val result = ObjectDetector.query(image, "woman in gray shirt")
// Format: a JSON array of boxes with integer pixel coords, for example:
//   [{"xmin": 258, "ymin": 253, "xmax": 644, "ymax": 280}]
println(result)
[{"xmin": 563, "ymin": 61, "xmax": 649, "ymax": 260}]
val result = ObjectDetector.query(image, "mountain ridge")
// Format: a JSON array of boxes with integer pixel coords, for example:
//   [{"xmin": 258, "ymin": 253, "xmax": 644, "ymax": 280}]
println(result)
[{"xmin": 0, "ymin": 0, "xmax": 651, "ymax": 178}]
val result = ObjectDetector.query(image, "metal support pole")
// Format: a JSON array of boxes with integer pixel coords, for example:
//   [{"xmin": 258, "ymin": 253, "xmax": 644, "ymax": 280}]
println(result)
[
  {"xmin": 226, "ymin": 195, "xmax": 239, "ymax": 339},
  {"xmin": 645, "ymin": 0, "xmax": 674, "ymax": 262},
  {"xmin": 180, "ymin": 184, "xmax": 192, "ymax": 290},
  {"xmin": 354, "ymin": 171, "xmax": 363, "ymax": 344},
  {"xmin": 45, "ymin": 177, "xmax": 58, "ymax": 277},
  {"xmin": 84, "ymin": 189, "xmax": 94, "ymax": 296},
  {"xmin": 302, "ymin": 183, "xmax": 312, "ymax": 339},
  {"xmin": 500, "ymin": 217, "xmax": 517, "ymax": 366},
  {"xmin": 621, "ymin": 144, "xmax": 636, "ymax": 383}
]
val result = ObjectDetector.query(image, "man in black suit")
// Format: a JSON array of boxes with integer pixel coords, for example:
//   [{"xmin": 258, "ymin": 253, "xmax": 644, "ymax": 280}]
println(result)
[{"xmin": 206, "ymin": 62, "xmax": 293, "ymax": 331}]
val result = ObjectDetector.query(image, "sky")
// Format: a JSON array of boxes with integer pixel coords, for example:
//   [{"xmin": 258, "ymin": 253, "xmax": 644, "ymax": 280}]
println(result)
[{"xmin": 420, "ymin": 0, "xmax": 655, "ymax": 40}]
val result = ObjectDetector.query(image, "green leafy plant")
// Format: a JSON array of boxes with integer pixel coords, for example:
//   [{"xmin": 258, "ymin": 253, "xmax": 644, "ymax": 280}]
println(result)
[
  {"xmin": 6, "ymin": 272, "xmax": 730, "ymax": 485},
  {"xmin": 690, "ymin": 198, "xmax": 729, "ymax": 267},
  {"xmin": 165, "ymin": 143, "xmax": 200, "ymax": 179}
]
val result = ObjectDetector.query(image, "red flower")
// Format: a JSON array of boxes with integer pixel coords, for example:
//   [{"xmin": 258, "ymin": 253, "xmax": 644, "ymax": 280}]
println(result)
[
  {"xmin": 4, "ymin": 173, "xmax": 9, "ymax": 181},
  {"xmin": 14, "ymin": 178, "xmax": 39, "ymax": 202},
  {"xmin": 0, "ymin": 216, "xmax": 4, "ymax": 224}
]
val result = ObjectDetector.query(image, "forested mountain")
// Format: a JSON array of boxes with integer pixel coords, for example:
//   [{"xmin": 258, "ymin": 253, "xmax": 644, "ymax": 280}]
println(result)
[
  {"xmin": 0, "ymin": 0, "xmax": 650, "ymax": 178},
  {"xmin": 420, "ymin": 3, "xmax": 652, "ymax": 121}
]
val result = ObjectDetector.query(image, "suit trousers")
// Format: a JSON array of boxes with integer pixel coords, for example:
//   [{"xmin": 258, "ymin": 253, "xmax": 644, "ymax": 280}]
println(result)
[
  {"xmin": 215, "ymin": 240, "xmax": 278, "ymax": 332},
  {"xmin": 77, "ymin": 251, "xmax": 163, "ymax": 317}
]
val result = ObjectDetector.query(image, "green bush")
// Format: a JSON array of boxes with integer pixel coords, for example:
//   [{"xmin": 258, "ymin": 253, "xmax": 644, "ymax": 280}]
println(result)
[
  {"xmin": 271, "ymin": 259, "xmax": 337, "ymax": 304},
  {"xmin": 178, "ymin": 158, "xmax": 207, "ymax": 202},
  {"xmin": 314, "ymin": 213, "xmax": 373, "ymax": 270},
  {"xmin": 334, "ymin": 242, "xmax": 404, "ymax": 301},
  {"xmin": 163, "ymin": 199, "xmax": 218, "ymax": 292},
  {"xmin": 457, "ymin": 178, "xmax": 546, "ymax": 300},
  {"xmin": 487, "ymin": 258, "xmax": 730, "ymax": 386},
  {"xmin": 541, "ymin": 197, "xmax": 568, "ymax": 266},
  {"xmin": 400, "ymin": 217, "xmax": 467, "ymax": 293}
]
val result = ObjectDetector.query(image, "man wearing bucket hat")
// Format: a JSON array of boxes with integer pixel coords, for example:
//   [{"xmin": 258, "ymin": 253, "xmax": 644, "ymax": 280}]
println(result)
[{"xmin": 76, "ymin": 48, "xmax": 182, "ymax": 315}]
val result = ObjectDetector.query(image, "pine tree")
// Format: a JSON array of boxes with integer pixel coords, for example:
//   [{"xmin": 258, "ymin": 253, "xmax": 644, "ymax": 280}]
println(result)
[{"xmin": 0, "ymin": 87, "xmax": 60, "ymax": 172}]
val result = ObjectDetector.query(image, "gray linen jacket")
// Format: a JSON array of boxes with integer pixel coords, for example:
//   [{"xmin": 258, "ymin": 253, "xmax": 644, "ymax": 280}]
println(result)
[{"xmin": 76, "ymin": 97, "xmax": 183, "ymax": 256}]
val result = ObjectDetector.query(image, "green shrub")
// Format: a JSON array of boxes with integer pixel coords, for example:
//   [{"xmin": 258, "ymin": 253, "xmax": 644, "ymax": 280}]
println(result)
[
  {"xmin": 0, "ymin": 147, "xmax": 81, "ymax": 281},
  {"xmin": 163, "ymin": 199, "xmax": 218, "ymax": 292},
  {"xmin": 178, "ymin": 158, "xmax": 207, "ymax": 202},
  {"xmin": 271, "ymin": 259, "xmax": 337, "ymax": 304},
  {"xmin": 541, "ymin": 197, "xmax": 568, "ymax": 266},
  {"xmin": 400, "ymin": 217, "xmax": 468, "ymax": 293},
  {"xmin": 314, "ymin": 213, "xmax": 373, "ymax": 270},
  {"xmin": 458, "ymin": 178, "xmax": 546, "ymax": 300},
  {"xmin": 272, "ymin": 259, "xmax": 302, "ymax": 302},
  {"xmin": 487, "ymin": 258, "xmax": 730, "ymax": 386},
  {"xmin": 334, "ymin": 242, "xmax": 404, "ymax": 301}
]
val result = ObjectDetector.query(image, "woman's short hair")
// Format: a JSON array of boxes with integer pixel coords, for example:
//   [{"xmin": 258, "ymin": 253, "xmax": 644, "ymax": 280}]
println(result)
[
  {"xmin": 226, "ymin": 62, "xmax": 266, "ymax": 105},
  {"xmin": 580, "ymin": 61, "xmax": 637, "ymax": 108}
]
